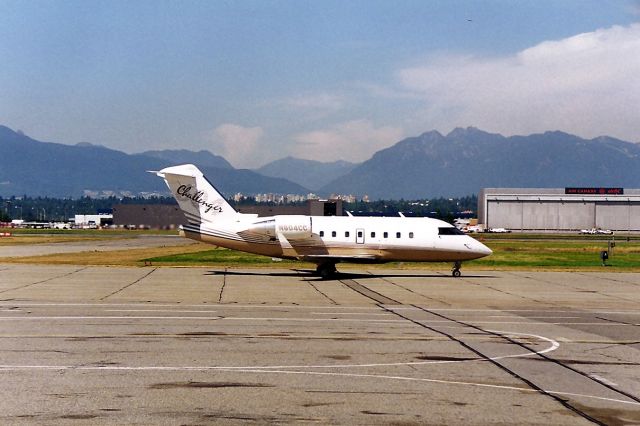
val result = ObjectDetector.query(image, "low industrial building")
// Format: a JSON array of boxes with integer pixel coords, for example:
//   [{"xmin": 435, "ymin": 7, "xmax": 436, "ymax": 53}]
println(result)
[
  {"xmin": 237, "ymin": 199, "xmax": 343, "ymax": 217},
  {"xmin": 73, "ymin": 214, "xmax": 113, "ymax": 228},
  {"xmin": 479, "ymin": 188, "xmax": 640, "ymax": 232},
  {"xmin": 112, "ymin": 199, "xmax": 343, "ymax": 229},
  {"xmin": 112, "ymin": 205, "xmax": 185, "ymax": 229}
]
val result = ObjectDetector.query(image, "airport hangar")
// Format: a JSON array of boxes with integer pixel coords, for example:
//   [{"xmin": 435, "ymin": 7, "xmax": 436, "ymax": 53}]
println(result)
[{"xmin": 479, "ymin": 187, "xmax": 640, "ymax": 232}]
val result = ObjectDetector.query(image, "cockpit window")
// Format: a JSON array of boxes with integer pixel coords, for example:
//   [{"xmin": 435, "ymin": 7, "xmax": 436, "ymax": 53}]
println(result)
[{"xmin": 438, "ymin": 227, "xmax": 465, "ymax": 236}]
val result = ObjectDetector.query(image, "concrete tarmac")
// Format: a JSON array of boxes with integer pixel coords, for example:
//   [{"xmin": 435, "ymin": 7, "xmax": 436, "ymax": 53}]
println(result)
[
  {"xmin": 0, "ymin": 235, "xmax": 192, "ymax": 258},
  {"xmin": 0, "ymin": 263, "xmax": 639, "ymax": 425}
]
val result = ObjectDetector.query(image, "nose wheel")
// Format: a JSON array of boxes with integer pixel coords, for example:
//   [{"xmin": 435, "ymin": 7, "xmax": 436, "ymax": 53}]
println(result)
[{"xmin": 452, "ymin": 261, "xmax": 462, "ymax": 277}]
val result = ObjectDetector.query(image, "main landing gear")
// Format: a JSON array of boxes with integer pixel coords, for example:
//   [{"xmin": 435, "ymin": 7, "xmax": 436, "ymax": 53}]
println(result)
[
  {"xmin": 316, "ymin": 262, "xmax": 337, "ymax": 279},
  {"xmin": 452, "ymin": 261, "xmax": 462, "ymax": 278}
]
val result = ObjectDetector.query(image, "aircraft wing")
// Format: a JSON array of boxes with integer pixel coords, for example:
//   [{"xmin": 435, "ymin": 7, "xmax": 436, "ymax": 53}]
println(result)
[
  {"xmin": 303, "ymin": 254, "xmax": 380, "ymax": 260},
  {"xmin": 277, "ymin": 231, "xmax": 382, "ymax": 262}
]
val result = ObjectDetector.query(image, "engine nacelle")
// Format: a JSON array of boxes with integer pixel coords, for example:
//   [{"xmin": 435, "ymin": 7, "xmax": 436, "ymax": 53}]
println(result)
[
  {"xmin": 245, "ymin": 216, "xmax": 312, "ymax": 240},
  {"xmin": 275, "ymin": 216, "xmax": 312, "ymax": 239},
  {"xmin": 246, "ymin": 219, "xmax": 276, "ymax": 237}
]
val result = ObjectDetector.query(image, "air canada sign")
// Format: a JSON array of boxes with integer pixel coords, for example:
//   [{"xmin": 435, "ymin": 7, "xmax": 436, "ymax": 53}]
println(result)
[{"xmin": 565, "ymin": 187, "xmax": 624, "ymax": 195}]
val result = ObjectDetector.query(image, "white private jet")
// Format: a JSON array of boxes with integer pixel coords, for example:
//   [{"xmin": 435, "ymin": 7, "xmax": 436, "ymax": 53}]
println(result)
[{"xmin": 156, "ymin": 164, "xmax": 492, "ymax": 278}]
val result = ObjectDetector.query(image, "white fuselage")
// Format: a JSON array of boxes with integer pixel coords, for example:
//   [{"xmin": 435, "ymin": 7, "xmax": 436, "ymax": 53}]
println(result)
[
  {"xmin": 155, "ymin": 163, "xmax": 492, "ymax": 269},
  {"xmin": 183, "ymin": 214, "xmax": 492, "ymax": 264}
]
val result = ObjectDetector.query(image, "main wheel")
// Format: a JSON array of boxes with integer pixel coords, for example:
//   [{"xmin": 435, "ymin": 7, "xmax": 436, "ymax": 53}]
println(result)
[
  {"xmin": 452, "ymin": 269, "xmax": 461, "ymax": 278},
  {"xmin": 316, "ymin": 263, "xmax": 337, "ymax": 279}
]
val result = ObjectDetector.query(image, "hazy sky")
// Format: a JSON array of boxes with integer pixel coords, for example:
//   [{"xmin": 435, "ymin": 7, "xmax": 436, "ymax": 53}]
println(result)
[{"xmin": 1, "ymin": 0, "xmax": 639, "ymax": 168}]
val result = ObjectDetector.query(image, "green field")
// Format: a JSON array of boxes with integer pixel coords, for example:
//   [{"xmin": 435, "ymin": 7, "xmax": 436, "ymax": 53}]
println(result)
[
  {"xmin": 144, "ymin": 235, "xmax": 640, "ymax": 271},
  {"xmin": 470, "ymin": 238, "xmax": 639, "ymax": 270},
  {"xmin": 2, "ymin": 228, "xmax": 637, "ymax": 270},
  {"xmin": 0, "ymin": 227, "xmax": 177, "ymax": 236},
  {"xmin": 146, "ymin": 248, "xmax": 304, "ymax": 267}
]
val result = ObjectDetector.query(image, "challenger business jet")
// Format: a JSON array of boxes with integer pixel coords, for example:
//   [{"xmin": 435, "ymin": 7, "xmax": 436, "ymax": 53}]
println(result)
[{"xmin": 156, "ymin": 164, "xmax": 492, "ymax": 278}]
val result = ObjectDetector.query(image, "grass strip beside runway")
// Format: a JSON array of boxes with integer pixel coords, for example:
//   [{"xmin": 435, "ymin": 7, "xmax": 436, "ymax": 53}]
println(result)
[
  {"xmin": 145, "ymin": 239, "xmax": 640, "ymax": 271},
  {"xmin": 0, "ymin": 231, "xmax": 638, "ymax": 271}
]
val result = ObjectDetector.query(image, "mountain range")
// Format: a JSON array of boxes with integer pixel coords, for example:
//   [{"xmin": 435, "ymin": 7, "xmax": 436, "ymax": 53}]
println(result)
[
  {"xmin": 256, "ymin": 157, "xmax": 355, "ymax": 191},
  {"xmin": 1, "ymin": 124, "xmax": 639, "ymax": 199},
  {"xmin": 0, "ymin": 126, "xmax": 307, "ymax": 197},
  {"xmin": 141, "ymin": 149, "xmax": 233, "ymax": 170},
  {"xmin": 328, "ymin": 127, "xmax": 640, "ymax": 198}
]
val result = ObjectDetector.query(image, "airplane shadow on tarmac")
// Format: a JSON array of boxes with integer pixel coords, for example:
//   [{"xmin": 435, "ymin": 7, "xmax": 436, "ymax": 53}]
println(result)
[{"xmin": 204, "ymin": 269, "xmax": 497, "ymax": 281}]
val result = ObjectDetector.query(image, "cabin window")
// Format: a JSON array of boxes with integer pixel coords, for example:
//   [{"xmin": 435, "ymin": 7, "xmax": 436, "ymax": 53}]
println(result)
[
  {"xmin": 319, "ymin": 231, "xmax": 324, "ymax": 237},
  {"xmin": 409, "ymin": 232, "xmax": 414, "ymax": 239},
  {"xmin": 396, "ymin": 232, "xmax": 401, "ymax": 238},
  {"xmin": 371, "ymin": 232, "xmax": 376, "ymax": 238},
  {"xmin": 438, "ymin": 227, "xmax": 465, "ymax": 236},
  {"xmin": 383, "ymin": 232, "xmax": 388, "ymax": 238},
  {"xmin": 332, "ymin": 231, "xmax": 337, "ymax": 237},
  {"xmin": 357, "ymin": 231, "xmax": 363, "ymax": 238},
  {"xmin": 345, "ymin": 231, "xmax": 350, "ymax": 238}
]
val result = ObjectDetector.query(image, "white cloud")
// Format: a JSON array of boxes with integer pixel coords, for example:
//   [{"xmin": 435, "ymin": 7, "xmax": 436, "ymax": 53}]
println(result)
[
  {"xmin": 397, "ymin": 23, "xmax": 640, "ymax": 141},
  {"xmin": 292, "ymin": 120, "xmax": 403, "ymax": 163},
  {"xmin": 210, "ymin": 123, "xmax": 264, "ymax": 168}
]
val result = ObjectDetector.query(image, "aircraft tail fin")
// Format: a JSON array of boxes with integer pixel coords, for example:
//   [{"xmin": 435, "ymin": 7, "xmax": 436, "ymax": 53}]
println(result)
[{"xmin": 155, "ymin": 164, "xmax": 238, "ymax": 225}]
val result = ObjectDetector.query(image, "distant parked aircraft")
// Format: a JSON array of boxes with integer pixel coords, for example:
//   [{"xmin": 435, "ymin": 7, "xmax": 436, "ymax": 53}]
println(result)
[
  {"xmin": 580, "ymin": 228, "xmax": 613, "ymax": 235},
  {"xmin": 156, "ymin": 164, "xmax": 492, "ymax": 278}
]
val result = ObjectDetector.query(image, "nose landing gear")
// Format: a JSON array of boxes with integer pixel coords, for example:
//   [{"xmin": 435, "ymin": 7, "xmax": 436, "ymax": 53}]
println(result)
[{"xmin": 452, "ymin": 261, "xmax": 462, "ymax": 277}]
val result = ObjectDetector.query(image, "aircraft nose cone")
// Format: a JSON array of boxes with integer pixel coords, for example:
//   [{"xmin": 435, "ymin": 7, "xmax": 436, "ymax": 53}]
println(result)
[
  {"xmin": 471, "ymin": 239, "xmax": 492, "ymax": 257},
  {"xmin": 479, "ymin": 243, "xmax": 493, "ymax": 256}
]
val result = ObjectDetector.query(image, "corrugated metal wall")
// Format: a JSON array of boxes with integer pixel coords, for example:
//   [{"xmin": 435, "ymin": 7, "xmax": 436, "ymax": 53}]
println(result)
[{"xmin": 487, "ymin": 200, "xmax": 639, "ymax": 231}]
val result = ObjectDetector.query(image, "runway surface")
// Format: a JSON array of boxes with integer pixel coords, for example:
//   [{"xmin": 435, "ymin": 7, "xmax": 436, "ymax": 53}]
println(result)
[
  {"xmin": 1, "ymin": 264, "xmax": 639, "ymax": 424},
  {"xmin": 0, "ymin": 235, "xmax": 192, "ymax": 258}
]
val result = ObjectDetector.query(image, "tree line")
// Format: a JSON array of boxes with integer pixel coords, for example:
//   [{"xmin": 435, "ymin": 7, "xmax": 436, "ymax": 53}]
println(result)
[
  {"xmin": 0, "ymin": 196, "xmax": 177, "ymax": 222},
  {"xmin": 344, "ymin": 196, "xmax": 477, "ymax": 222},
  {"xmin": 0, "ymin": 194, "xmax": 478, "ymax": 222}
]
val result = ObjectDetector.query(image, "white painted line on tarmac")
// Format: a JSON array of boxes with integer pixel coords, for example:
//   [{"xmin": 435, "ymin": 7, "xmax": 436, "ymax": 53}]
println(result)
[
  {"xmin": 589, "ymin": 374, "xmax": 618, "ymax": 387},
  {"xmin": 0, "ymin": 315, "xmax": 636, "ymax": 326},
  {"xmin": 104, "ymin": 309, "xmax": 218, "ymax": 313},
  {"xmin": 224, "ymin": 369, "xmax": 640, "ymax": 408},
  {"xmin": 19, "ymin": 362, "xmax": 635, "ymax": 406},
  {"xmin": 0, "ymin": 331, "xmax": 559, "ymax": 370},
  {"xmin": 430, "ymin": 321, "xmax": 639, "ymax": 326},
  {"xmin": 2, "ymin": 366, "xmax": 635, "ymax": 407},
  {"xmin": 0, "ymin": 302, "xmax": 380, "ymax": 310},
  {"xmin": 487, "ymin": 316, "xmax": 582, "ymax": 319},
  {"xmin": 311, "ymin": 312, "xmax": 394, "ymax": 316},
  {"xmin": 0, "ymin": 315, "xmax": 405, "ymax": 323},
  {"xmin": 394, "ymin": 307, "xmax": 640, "ymax": 315},
  {"xmin": 219, "ymin": 317, "xmax": 406, "ymax": 323},
  {"xmin": 0, "ymin": 303, "xmax": 639, "ymax": 315},
  {"xmin": 0, "ymin": 316, "xmax": 223, "ymax": 320}
]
